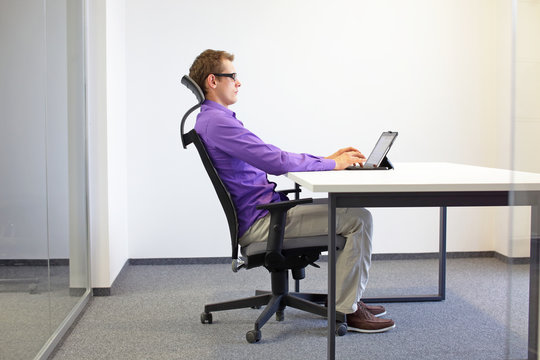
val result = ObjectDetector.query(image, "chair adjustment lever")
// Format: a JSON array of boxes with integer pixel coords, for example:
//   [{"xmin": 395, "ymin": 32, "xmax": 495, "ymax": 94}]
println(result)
[{"xmin": 232, "ymin": 258, "xmax": 246, "ymax": 272}]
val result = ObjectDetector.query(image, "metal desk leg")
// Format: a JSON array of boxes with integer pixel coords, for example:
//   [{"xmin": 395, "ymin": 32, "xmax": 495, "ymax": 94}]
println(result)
[
  {"xmin": 328, "ymin": 194, "xmax": 337, "ymax": 360},
  {"xmin": 439, "ymin": 206, "xmax": 447, "ymax": 300},
  {"xmin": 363, "ymin": 206, "xmax": 447, "ymax": 303},
  {"xmin": 529, "ymin": 203, "xmax": 539, "ymax": 360}
]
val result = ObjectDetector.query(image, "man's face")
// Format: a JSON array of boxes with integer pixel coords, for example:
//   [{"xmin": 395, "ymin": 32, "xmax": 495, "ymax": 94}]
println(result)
[{"xmin": 208, "ymin": 59, "xmax": 241, "ymax": 107}]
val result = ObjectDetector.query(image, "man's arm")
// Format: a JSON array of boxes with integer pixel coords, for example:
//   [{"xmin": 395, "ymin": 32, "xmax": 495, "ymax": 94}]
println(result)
[{"xmin": 207, "ymin": 116, "xmax": 337, "ymax": 174}]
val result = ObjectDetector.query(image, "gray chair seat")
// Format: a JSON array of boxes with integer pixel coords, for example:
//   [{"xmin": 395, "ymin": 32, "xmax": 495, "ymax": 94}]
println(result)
[{"xmin": 242, "ymin": 235, "xmax": 346, "ymax": 257}]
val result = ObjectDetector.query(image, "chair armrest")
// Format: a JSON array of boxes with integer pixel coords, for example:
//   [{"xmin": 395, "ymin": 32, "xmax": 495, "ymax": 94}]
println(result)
[
  {"xmin": 256, "ymin": 198, "xmax": 313, "ymax": 270},
  {"xmin": 256, "ymin": 198, "xmax": 312, "ymax": 211},
  {"xmin": 279, "ymin": 188, "xmax": 299, "ymax": 195}
]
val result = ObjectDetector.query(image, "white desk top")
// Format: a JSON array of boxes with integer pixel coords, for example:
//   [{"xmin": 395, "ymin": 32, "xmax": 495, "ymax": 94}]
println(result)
[{"xmin": 287, "ymin": 162, "xmax": 540, "ymax": 193}]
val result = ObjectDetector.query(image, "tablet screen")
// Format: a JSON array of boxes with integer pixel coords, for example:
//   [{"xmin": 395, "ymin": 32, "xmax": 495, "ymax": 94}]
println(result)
[{"xmin": 365, "ymin": 131, "xmax": 398, "ymax": 167}]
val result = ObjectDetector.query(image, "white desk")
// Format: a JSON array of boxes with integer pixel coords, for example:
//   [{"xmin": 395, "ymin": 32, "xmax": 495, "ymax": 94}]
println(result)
[{"xmin": 287, "ymin": 162, "xmax": 540, "ymax": 360}]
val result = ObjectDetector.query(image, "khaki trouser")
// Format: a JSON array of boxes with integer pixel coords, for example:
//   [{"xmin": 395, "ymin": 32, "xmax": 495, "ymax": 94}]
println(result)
[{"xmin": 239, "ymin": 203, "xmax": 373, "ymax": 314}]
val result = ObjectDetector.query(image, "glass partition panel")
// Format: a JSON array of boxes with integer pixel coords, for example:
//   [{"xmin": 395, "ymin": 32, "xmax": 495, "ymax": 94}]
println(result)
[
  {"xmin": 0, "ymin": 1, "xmax": 52, "ymax": 358},
  {"xmin": 0, "ymin": 1, "xmax": 89, "ymax": 359},
  {"xmin": 508, "ymin": 0, "xmax": 540, "ymax": 358},
  {"xmin": 46, "ymin": 0, "xmax": 89, "ymax": 340}
]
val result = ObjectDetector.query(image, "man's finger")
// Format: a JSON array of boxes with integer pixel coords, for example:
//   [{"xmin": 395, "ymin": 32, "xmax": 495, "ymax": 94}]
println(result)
[{"xmin": 348, "ymin": 151, "xmax": 366, "ymax": 160}]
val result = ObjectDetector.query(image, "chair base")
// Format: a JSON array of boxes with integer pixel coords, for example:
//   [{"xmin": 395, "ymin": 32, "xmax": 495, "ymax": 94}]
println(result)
[{"xmin": 202, "ymin": 280, "xmax": 347, "ymax": 343}]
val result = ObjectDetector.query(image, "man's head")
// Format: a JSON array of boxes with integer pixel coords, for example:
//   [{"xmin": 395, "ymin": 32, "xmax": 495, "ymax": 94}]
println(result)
[{"xmin": 189, "ymin": 49, "xmax": 241, "ymax": 107}]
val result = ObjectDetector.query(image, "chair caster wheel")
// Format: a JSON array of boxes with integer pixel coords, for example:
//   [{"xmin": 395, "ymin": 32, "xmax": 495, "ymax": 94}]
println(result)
[
  {"xmin": 251, "ymin": 305, "xmax": 261, "ymax": 309},
  {"xmin": 246, "ymin": 329, "xmax": 261, "ymax": 343},
  {"xmin": 276, "ymin": 310, "xmax": 284, "ymax": 321},
  {"xmin": 200, "ymin": 312, "xmax": 212, "ymax": 324},
  {"xmin": 336, "ymin": 323, "xmax": 347, "ymax": 336}
]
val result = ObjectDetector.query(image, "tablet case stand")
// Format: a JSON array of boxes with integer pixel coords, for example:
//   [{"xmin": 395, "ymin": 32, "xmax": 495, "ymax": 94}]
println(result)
[{"xmin": 379, "ymin": 156, "xmax": 394, "ymax": 170}]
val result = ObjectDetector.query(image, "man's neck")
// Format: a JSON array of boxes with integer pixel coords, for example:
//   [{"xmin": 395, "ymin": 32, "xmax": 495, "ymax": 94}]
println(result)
[{"xmin": 205, "ymin": 93, "xmax": 228, "ymax": 108}]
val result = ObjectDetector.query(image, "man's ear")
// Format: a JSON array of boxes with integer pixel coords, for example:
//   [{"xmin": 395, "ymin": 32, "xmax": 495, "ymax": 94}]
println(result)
[{"xmin": 206, "ymin": 73, "xmax": 217, "ymax": 91}]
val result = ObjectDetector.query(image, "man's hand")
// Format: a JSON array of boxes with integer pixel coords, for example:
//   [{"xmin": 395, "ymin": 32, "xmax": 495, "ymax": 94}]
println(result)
[{"xmin": 325, "ymin": 147, "xmax": 366, "ymax": 170}]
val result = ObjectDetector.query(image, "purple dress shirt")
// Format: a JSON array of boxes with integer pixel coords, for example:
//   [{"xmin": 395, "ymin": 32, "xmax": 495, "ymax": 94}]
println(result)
[{"xmin": 194, "ymin": 100, "xmax": 336, "ymax": 238}]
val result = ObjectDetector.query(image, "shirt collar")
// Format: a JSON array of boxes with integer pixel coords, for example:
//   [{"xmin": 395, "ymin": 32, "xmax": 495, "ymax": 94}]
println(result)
[{"xmin": 201, "ymin": 99, "xmax": 236, "ymax": 118}]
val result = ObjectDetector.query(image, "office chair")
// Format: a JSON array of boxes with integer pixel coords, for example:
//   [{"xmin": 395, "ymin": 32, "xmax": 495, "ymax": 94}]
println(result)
[{"xmin": 180, "ymin": 75, "xmax": 347, "ymax": 343}]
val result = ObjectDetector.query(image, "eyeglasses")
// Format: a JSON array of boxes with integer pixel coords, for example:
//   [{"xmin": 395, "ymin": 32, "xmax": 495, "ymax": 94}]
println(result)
[{"xmin": 213, "ymin": 73, "xmax": 237, "ymax": 81}]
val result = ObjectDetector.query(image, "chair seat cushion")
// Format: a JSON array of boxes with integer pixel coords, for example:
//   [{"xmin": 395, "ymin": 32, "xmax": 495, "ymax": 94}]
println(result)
[{"xmin": 241, "ymin": 235, "xmax": 346, "ymax": 257}]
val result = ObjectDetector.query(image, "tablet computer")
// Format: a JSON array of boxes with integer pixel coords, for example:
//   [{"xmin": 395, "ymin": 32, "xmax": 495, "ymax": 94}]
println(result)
[{"xmin": 347, "ymin": 131, "xmax": 398, "ymax": 170}]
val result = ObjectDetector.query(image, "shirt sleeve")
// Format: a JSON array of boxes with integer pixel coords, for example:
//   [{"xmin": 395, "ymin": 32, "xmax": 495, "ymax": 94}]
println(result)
[{"xmin": 206, "ymin": 114, "xmax": 336, "ymax": 175}]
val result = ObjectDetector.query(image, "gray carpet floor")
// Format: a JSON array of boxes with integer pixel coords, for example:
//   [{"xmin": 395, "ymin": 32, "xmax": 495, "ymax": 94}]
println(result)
[
  {"xmin": 0, "ymin": 265, "xmax": 83, "ymax": 360},
  {"xmin": 50, "ymin": 258, "xmax": 529, "ymax": 360}
]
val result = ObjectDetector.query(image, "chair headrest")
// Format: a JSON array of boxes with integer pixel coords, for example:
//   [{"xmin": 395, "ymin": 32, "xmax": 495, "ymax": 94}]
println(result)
[{"xmin": 181, "ymin": 75, "xmax": 205, "ymax": 104}]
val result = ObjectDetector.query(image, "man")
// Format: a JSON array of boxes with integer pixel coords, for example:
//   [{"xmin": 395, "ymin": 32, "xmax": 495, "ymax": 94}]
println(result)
[{"xmin": 189, "ymin": 49, "xmax": 395, "ymax": 333}]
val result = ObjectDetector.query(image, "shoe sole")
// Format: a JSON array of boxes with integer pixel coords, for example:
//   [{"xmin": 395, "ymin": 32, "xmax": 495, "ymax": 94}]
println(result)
[
  {"xmin": 347, "ymin": 324, "xmax": 395, "ymax": 333},
  {"xmin": 329, "ymin": 306, "xmax": 387, "ymax": 318}
]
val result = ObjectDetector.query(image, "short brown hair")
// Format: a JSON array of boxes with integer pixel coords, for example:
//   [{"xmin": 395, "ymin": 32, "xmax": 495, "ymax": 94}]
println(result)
[{"xmin": 189, "ymin": 49, "xmax": 234, "ymax": 95}]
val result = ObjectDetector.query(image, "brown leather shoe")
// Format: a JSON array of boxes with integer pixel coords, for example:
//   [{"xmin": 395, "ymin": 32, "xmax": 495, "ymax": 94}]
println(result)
[
  {"xmin": 358, "ymin": 301, "xmax": 386, "ymax": 317},
  {"xmin": 325, "ymin": 300, "xmax": 386, "ymax": 317},
  {"xmin": 347, "ymin": 302, "xmax": 395, "ymax": 333}
]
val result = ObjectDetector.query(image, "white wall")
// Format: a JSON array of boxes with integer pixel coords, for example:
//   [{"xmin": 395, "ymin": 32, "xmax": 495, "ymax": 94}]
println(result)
[
  {"xmin": 124, "ymin": 0, "xmax": 528, "ymax": 260},
  {"xmin": 105, "ymin": 0, "xmax": 129, "ymax": 286},
  {"xmin": 86, "ymin": 0, "xmax": 129, "ymax": 287}
]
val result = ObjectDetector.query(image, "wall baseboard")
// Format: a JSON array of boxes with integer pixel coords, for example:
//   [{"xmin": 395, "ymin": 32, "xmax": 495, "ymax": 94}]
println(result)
[
  {"xmin": 91, "ymin": 287, "xmax": 111, "ymax": 296},
  {"xmin": 493, "ymin": 252, "xmax": 529, "ymax": 265},
  {"xmin": 128, "ymin": 257, "xmax": 230, "ymax": 265},
  {"xmin": 371, "ymin": 251, "xmax": 496, "ymax": 261},
  {"xmin": 92, "ymin": 259, "xmax": 129, "ymax": 297},
  {"xmin": 0, "ymin": 258, "xmax": 70, "ymax": 266},
  {"xmin": 85, "ymin": 251, "xmax": 529, "ymax": 296},
  {"xmin": 371, "ymin": 251, "xmax": 529, "ymax": 264}
]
